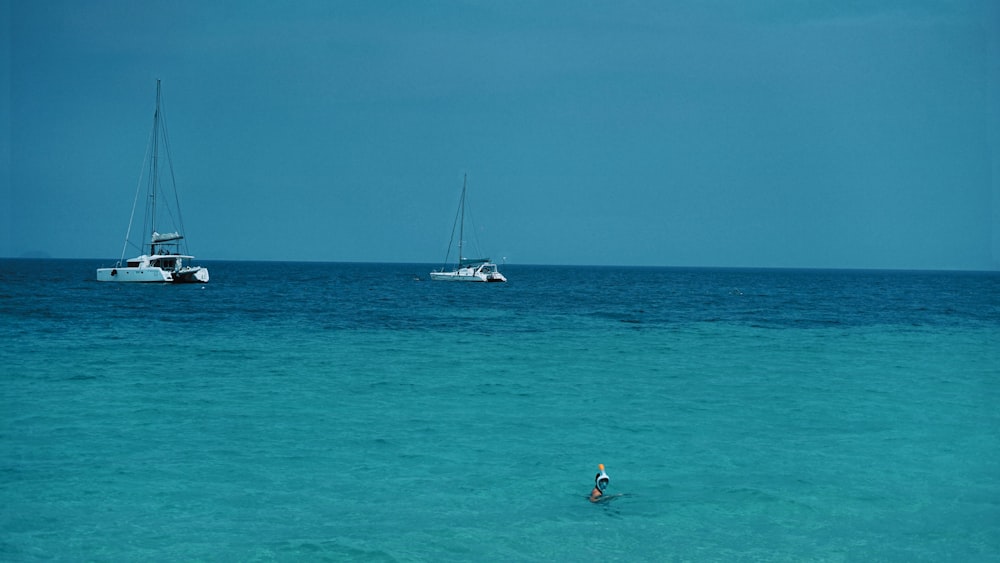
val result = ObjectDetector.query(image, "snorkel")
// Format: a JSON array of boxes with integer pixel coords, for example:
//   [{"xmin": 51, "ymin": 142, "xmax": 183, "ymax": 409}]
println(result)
[{"xmin": 595, "ymin": 463, "xmax": 610, "ymax": 493}]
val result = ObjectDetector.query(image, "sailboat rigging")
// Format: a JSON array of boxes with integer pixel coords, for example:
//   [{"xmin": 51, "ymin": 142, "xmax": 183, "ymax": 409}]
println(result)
[
  {"xmin": 96, "ymin": 80, "xmax": 209, "ymax": 283},
  {"xmin": 429, "ymin": 174, "xmax": 506, "ymax": 283}
]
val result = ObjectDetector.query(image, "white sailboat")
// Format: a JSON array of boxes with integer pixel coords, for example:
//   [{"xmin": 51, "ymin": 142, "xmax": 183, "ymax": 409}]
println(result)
[
  {"xmin": 430, "ymin": 174, "xmax": 506, "ymax": 283},
  {"xmin": 97, "ymin": 80, "xmax": 209, "ymax": 283}
]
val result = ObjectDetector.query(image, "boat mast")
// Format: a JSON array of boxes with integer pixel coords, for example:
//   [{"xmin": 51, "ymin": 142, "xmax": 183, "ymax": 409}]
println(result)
[
  {"xmin": 458, "ymin": 174, "xmax": 466, "ymax": 266},
  {"xmin": 150, "ymin": 79, "xmax": 161, "ymax": 255}
]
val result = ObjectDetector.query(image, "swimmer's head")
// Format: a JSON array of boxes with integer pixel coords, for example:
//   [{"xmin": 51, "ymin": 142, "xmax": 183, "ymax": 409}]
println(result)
[{"xmin": 594, "ymin": 464, "xmax": 610, "ymax": 492}]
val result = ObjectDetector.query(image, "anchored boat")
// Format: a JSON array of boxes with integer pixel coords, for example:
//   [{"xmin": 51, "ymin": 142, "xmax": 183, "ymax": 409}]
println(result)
[
  {"xmin": 97, "ymin": 80, "xmax": 209, "ymax": 283},
  {"xmin": 430, "ymin": 174, "xmax": 506, "ymax": 283}
]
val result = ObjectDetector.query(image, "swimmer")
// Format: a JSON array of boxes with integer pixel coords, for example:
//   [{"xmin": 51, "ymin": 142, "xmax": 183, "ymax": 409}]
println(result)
[{"xmin": 589, "ymin": 463, "xmax": 610, "ymax": 502}]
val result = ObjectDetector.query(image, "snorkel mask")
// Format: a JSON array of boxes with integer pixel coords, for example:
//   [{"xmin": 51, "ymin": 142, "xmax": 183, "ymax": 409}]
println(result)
[{"xmin": 595, "ymin": 463, "xmax": 610, "ymax": 492}]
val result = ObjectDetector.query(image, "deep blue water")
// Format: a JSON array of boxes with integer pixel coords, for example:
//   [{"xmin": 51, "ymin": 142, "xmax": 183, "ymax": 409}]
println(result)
[{"xmin": 2, "ymin": 259, "xmax": 999, "ymax": 561}]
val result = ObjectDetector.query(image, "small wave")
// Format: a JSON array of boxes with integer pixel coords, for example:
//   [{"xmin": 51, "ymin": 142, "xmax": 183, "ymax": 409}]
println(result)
[{"xmin": 66, "ymin": 374, "xmax": 98, "ymax": 381}]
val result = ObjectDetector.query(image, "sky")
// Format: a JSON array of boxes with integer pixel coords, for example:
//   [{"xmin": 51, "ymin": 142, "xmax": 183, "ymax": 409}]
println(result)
[{"xmin": 2, "ymin": 0, "xmax": 998, "ymax": 270}]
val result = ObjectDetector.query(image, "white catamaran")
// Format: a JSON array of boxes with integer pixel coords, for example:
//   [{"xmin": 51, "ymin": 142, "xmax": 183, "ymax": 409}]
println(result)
[
  {"xmin": 97, "ymin": 80, "xmax": 209, "ymax": 283},
  {"xmin": 430, "ymin": 174, "xmax": 506, "ymax": 283}
]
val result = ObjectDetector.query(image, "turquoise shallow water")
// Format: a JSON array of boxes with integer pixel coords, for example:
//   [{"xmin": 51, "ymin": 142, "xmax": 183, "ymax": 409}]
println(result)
[{"xmin": 2, "ymin": 260, "xmax": 999, "ymax": 561}]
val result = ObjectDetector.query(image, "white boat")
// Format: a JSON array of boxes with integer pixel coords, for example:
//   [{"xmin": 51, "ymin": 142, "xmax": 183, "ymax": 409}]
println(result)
[
  {"xmin": 97, "ymin": 80, "xmax": 209, "ymax": 284},
  {"xmin": 430, "ymin": 175, "xmax": 506, "ymax": 283}
]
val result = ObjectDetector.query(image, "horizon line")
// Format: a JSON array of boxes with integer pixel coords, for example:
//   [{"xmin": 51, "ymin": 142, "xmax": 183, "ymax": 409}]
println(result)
[{"xmin": 3, "ymin": 256, "xmax": 998, "ymax": 274}]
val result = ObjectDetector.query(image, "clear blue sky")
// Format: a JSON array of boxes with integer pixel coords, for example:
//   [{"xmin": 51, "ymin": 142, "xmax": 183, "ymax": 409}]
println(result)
[{"xmin": 2, "ymin": 0, "xmax": 998, "ymax": 270}]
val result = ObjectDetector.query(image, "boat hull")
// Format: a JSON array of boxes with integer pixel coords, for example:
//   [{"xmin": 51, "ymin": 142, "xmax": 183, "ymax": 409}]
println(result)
[
  {"xmin": 430, "ymin": 271, "xmax": 488, "ymax": 282},
  {"xmin": 174, "ymin": 267, "xmax": 210, "ymax": 283},
  {"xmin": 429, "ymin": 269, "xmax": 506, "ymax": 283},
  {"xmin": 96, "ymin": 266, "xmax": 209, "ymax": 283}
]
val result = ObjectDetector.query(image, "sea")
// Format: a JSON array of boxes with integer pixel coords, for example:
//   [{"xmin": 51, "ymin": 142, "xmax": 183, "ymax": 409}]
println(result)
[{"xmin": 2, "ymin": 259, "xmax": 998, "ymax": 562}]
